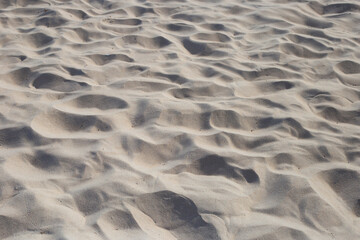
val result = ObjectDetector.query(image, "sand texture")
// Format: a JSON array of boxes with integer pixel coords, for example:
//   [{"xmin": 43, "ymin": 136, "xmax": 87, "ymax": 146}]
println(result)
[{"xmin": 0, "ymin": 0, "xmax": 360, "ymax": 239}]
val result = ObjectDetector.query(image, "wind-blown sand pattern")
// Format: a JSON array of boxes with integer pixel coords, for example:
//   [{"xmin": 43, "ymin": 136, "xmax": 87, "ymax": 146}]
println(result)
[{"xmin": 0, "ymin": 0, "xmax": 360, "ymax": 239}]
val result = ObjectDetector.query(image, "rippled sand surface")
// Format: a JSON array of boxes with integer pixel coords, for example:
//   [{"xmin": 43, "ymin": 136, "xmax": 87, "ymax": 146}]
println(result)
[{"xmin": 0, "ymin": 0, "xmax": 360, "ymax": 239}]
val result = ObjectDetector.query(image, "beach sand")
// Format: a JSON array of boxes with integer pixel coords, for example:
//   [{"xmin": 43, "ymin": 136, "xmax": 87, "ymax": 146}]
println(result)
[{"xmin": 0, "ymin": 0, "xmax": 360, "ymax": 239}]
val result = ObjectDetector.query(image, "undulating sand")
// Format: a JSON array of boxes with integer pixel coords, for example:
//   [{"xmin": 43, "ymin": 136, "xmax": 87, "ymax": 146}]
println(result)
[{"xmin": 0, "ymin": 0, "xmax": 360, "ymax": 239}]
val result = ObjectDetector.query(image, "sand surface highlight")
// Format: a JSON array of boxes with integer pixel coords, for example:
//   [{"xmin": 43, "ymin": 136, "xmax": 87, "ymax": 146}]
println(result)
[{"xmin": 0, "ymin": 0, "xmax": 360, "ymax": 239}]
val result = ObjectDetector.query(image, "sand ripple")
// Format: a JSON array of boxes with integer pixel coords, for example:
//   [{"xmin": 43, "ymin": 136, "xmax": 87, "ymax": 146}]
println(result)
[{"xmin": 0, "ymin": 0, "xmax": 360, "ymax": 239}]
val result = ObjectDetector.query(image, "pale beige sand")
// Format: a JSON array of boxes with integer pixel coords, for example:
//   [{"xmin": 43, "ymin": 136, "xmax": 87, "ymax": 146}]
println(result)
[{"xmin": 0, "ymin": 0, "xmax": 360, "ymax": 239}]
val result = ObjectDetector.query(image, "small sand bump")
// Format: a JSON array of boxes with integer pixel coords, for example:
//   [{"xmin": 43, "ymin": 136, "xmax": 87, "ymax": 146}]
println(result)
[
  {"xmin": 31, "ymin": 109, "xmax": 113, "ymax": 138},
  {"xmin": 320, "ymin": 169, "xmax": 360, "ymax": 217},
  {"xmin": 193, "ymin": 32, "xmax": 231, "ymax": 43},
  {"xmin": 104, "ymin": 18, "xmax": 142, "ymax": 26},
  {"xmin": 64, "ymin": 67, "xmax": 86, "ymax": 76},
  {"xmin": 193, "ymin": 154, "xmax": 259, "ymax": 183},
  {"xmin": 309, "ymin": 2, "xmax": 360, "ymax": 15},
  {"xmin": 136, "ymin": 191, "xmax": 220, "ymax": 239},
  {"xmin": 336, "ymin": 60, "xmax": 360, "ymax": 74},
  {"xmin": 126, "ymin": 6, "xmax": 155, "ymax": 17},
  {"xmin": 97, "ymin": 209, "xmax": 139, "ymax": 230},
  {"xmin": 26, "ymin": 32, "xmax": 54, "ymax": 48},
  {"xmin": 87, "ymin": 54, "xmax": 134, "ymax": 65},
  {"xmin": 74, "ymin": 189, "xmax": 105, "ymax": 215},
  {"xmin": 287, "ymin": 34, "xmax": 332, "ymax": 51},
  {"xmin": 172, "ymin": 13, "xmax": 204, "ymax": 22},
  {"xmin": 32, "ymin": 73, "xmax": 89, "ymax": 92},
  {"xmin": 210, "ymin": 110, "xmax": 241, "ymax": 129},
  {"xmin": 66, "ymin": 94, "xmax": 128, "ymax": 110},
  {"xmin": 122, "ymin": 35, "xmax": 171, "ymax": 49},
  {"xmin": 65, "ymin": 9, "xmax": 90, "ymax": 20},
  {"xmin": 182, "ymin": 38, "xmax": 208, "ymax": 55},
  {"xmin": 317, "ymin": 106, "xmax": 360, "ymax": 125},
  {"xmin": 35, "ymin": 16, "xmax": 68, "ymax": 27},
  {"xmin": 0, "ymin": 126, "xmax": 50, "ymax": 147},
  {"xmin": 164, "ymin": 23, "xmax": 195, "ymax": 32},
  {"xmin": 30, "ymin": 151, "xmax": 60, "ymax": 170},
  {"xmin": 200, "ymin": 23, "xmax": 226, "ymax": 31},
  {"xmin": 280, "ymin": 43, "xmax": 327, "ymax": 58}
]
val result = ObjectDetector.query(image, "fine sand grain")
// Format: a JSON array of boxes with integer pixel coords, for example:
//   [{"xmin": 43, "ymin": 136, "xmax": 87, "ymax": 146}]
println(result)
[{"xmin": 0, "ymin": 0, "xmax": 360, "ymax": 239}]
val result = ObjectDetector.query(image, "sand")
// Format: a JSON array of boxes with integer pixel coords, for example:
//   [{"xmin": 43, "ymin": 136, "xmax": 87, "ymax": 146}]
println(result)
[{"xmin": 0, "ymin": 0, "xmax": 360, "ymax": 239}]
